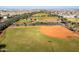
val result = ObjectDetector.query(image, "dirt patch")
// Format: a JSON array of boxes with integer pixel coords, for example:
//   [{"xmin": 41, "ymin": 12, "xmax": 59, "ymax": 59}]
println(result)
[
  {"xmin": 75, "ymin": 32, "xmax": 79, "ymax": 35},
  {"xmin": 40, "ymin": 26, "xmax": 79, "ymax": 39}
]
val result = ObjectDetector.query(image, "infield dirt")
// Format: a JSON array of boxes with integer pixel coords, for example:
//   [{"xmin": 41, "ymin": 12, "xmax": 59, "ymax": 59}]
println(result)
[{"xmin": 40, "ymin": 26, "xmax": 79, "ymax": 39}]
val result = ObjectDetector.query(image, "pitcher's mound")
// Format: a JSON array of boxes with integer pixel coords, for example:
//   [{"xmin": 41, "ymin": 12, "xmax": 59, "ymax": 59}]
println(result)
[{"xmin": 40, "ymin": 26, "xmax": 79, "ymax": 39}]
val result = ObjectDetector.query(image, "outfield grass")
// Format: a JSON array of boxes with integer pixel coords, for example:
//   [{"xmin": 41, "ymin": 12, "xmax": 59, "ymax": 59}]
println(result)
[{"xmin": 0, "ymin": 26, "xmax": 79, "ymax": 52}]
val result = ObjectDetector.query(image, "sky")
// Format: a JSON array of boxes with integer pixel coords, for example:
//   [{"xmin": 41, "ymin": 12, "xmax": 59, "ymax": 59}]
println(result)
[
  {"xmin": 0, "ymin": 0, "xmax": 79, "ymax": 6},
  {"xmin": 0, "ymin": 6, "xmax": 79, "ymax": 9}
]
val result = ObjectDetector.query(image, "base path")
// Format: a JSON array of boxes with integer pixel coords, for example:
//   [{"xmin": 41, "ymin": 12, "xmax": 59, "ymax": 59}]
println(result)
[{"xmin": 40, "ymin": 26, "xmax": 79, "ymax": 39}]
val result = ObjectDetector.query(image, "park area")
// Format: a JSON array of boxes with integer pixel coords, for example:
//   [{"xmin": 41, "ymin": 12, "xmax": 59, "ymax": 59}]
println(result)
[
  {"xmin": 0, "ymin": 12, "xmax": 79, "ymax": 52},
  {"xmin": 0, "ymin": 26, "xmax": 79, "ymax": 52}
]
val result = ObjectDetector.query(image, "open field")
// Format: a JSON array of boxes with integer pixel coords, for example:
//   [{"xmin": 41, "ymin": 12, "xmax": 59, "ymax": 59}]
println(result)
[
  {"xmin": 14, "ymin": 13, "xmax": 59, "ymax": 26},
  {"xmin": 32, "ymin": 13, "xmax": 48, "ymax": 17},
  {"xmin": 35, "ymin": 17, "xmax": 58, "ymax": 20},
  {"xmin": 0, "ymin": 26, "xmax": 79, "ymax": 52},
  {"xmin": 16, "ymin": 19, "xmax": 27, "ymax": 23},
  {"xmin": 15, "ymin": 19, "xmax": 28, "ymax": 25},
  {"xmin": 67, "ymin": 18, "xmax": 79, "ymax": 22},
  {"xmin": 32, "ymin": 13, "xmax": 59, "ymax": 21}
]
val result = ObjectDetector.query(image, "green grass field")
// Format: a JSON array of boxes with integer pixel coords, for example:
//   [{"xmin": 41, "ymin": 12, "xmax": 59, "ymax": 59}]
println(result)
[
  {"xmin": 0, "ymin": 26, "xmax": 79, "ymax": 52},
  {"xmin": 32, "ymin": 13, "xmax": 59, "ymax": 21},
  {"xmin": 67, "ymin": 18, "xmax": 79, "ymax": 22},
  {"xmin": 32, "ymin": 13, "xmax": 48, "ymax": 17}
]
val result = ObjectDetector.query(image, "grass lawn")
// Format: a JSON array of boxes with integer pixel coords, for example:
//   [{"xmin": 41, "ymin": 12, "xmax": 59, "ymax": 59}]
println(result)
[
  {"xmin": 32, "ymin": 13, "xmax": 48, "ymax": 17},
  {"xmin": 31, "ymin": 17, "xmax": 59, "ymax": 21},
  {"xmin": 32, "ymin": 13, "xmax": 59, "ymax": 21},
  {"xmin": 17, "ymin": 19, "xmax": 27, "ymax": 23},
  {"xmin": 0, "ymin": 26, "xmax": 79, "ymax": 52},
  {"xmin": 15, "ymin": 19, "xmax": 27, "ymax": 24},
  {"xmin": 39, "ymin": 17, "xmax": 58, "ymax": 20},
  {"xmin": 16, "ymin": 13, "xmax": 59, "ymax": 25},
  {"xmin": 67, "ymin": 18, "xmax": 79, "ymax": 22},
  {"xmin": 15, "ymin": 19, "xmax": 32, "ymax": 25}
]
